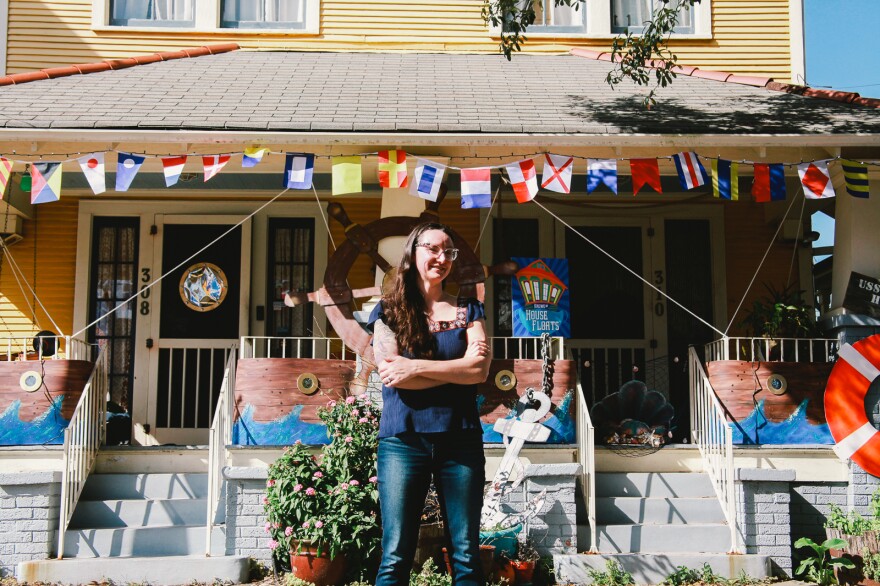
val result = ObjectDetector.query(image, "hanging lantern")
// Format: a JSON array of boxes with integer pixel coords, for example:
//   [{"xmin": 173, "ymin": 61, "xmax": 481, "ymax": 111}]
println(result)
[{"xmin": 19, "ymin": 165, "xmax": 31, "ymax": 192}]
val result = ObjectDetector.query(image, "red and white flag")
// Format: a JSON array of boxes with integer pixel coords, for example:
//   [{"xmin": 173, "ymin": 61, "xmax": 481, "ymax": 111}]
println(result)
[
  {"xmin": 798, "ymin": 161, "xmax": 836, "ymax": 199},
  {"xmin": 203, "ymin": 155, "xmax": 231, "ymax": 182},
  {"xmin": 162, "ymin": 156, "xmax": 187, "ymax": 187},
  {"xmin": 541, "ymin": 154, "xmax": 574, "ymax": 194},
  {"xmin": 506, "ymin": 159, "xmax": 538, "ymax": 203},
  {"xmin": 78, "ymin": 153, "xmax": 105, "ymax": 194}
]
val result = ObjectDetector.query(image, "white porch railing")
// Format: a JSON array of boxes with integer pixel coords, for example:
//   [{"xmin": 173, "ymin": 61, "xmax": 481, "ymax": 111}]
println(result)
[
  {"xmin": 240, "ymin": 336, "xmax": 354, "ymax": 360},
  {"xmin": 57, "ymin": 347, "xmax": 108, "ymax": 559},
  {"xmin": 2, "ymin": 335, "xmax": 92, "ymax": 361},
  {"xmin": 705, "ymin": 336, "xmax": 838, "ymax": 363},
  {"xmin": 206, "ymin": 349, "xmax": 236, "ymax": 556},
  {"xmin": 575, "ymin": 382, "xmax": 597, "ymax": 553},
  {"xmin": 688, "ymin": 346, "xmax": 740, "ymax": 554}
]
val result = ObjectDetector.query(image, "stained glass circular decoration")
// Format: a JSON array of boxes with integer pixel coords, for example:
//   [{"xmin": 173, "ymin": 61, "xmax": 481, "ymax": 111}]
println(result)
[{"xmin": 179, "ymin": 262, "xmax": 228, "ymax": 312}]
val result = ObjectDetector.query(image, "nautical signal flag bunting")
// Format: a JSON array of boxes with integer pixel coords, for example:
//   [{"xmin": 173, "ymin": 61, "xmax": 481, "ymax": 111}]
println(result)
[
  {"xmin": 31, "ymin": 162, "xmax": 62, "ymax": 204},
  {"xmin": 798, "ymin": 161, "xmax": 835, "ymax": 199},
  {"xmin": 78, "ymin": 153, "xmax": 105, "ymax": 195}
]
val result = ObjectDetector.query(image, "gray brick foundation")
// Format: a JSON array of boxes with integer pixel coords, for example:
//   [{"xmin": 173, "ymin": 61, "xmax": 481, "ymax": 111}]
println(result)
[
  {"xmin": 0, "ymin": 472, "xmax": 61, "ymax": 578},
  {"xmin": 737, "ymin": 468, "xmax": 796, "ymax": 576},
  {"xmin": 223, "ymin": 467, "xmax": 273, "ymax": 565}
]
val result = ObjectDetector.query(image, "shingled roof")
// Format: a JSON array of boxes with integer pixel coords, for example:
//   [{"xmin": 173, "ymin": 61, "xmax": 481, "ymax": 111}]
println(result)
[{"xmin": 0, "ymin": 50, "xmax": 878, "ymax": 136}]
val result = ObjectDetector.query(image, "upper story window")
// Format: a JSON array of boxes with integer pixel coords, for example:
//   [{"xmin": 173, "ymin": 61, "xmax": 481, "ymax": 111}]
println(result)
[
  {"xmin": 99, "ymin": 0, "xmax": 318, "ymax": 32},
  {"xmin": 221, "ymin": 0, "xmax": 306, "ymax": 29},
  {"xmin": 110, "ymin": 0, "xmax": 195, "ymax": 27},
  {"xmin": 492, "ymin": 0, "xmax": 710, "ymax": 39},
  {"xmin": 516, "ymin": 0, "xmax": 587, "ymax": 34},
  {"xmin": 612, "ymin": 0, "xmax": 694, "ymax": 34}
]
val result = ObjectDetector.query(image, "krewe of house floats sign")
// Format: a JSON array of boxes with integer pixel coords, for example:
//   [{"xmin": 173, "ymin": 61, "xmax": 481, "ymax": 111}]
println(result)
[{"xmin": 511, "ymin": 257, "xmax": 570, "ymax": 338}]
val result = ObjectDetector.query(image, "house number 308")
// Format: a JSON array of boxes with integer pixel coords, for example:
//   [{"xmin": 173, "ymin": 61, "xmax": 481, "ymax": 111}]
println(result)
[
  {"xmin": 140, "ymin": 268, "xmax": 151, "ymax": 315},
  {"xmin": 654, "ymin": 270, "xmax": 665, "ymax": 317}
]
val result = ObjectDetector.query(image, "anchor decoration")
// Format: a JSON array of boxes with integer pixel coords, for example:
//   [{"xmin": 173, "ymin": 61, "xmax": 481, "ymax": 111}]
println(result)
[{"xmin": 480, "ymin": 389, "xmax": 552, "ymax": 530}]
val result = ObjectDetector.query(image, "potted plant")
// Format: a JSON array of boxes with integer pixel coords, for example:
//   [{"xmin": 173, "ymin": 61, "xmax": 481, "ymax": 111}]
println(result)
[
  {"xmin": 263, "ymin": 395, "xmax": 382, "ymax": 585},
  {"xmin": 505, "ymin": 537, "xmax": 540, "ymax": 585},
  {"xmin": 824, "ymin": 488, "xmax": 880, "ymax": 585}
]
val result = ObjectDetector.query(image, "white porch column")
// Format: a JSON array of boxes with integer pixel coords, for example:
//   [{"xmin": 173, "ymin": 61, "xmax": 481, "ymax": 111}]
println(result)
[
  {"xmin": 831, "ymin": 174, "xmax": 880, "ymax": 309},
  {"xmin": 374, "ymin": 186, "xmax": 425, "ymax": 288}
]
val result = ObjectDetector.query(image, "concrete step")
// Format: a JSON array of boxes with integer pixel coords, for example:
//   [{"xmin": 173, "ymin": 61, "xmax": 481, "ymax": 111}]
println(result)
[
  {"xmin": 69, "ymin": 498, "xmax": 209, "ymax": 528},
  {"xmin": 63, "ymin": 525, "xmax": 225, "ymax": 558},
  {"xmin": 595, "ymin": 496, "xmax": 726, "ymax": 525},
  {"xmin": 18, "ymin": 555, "xmax": 249, "ymax": 586},
  {"xmin": 80, "ymin": 473, "xmax": 208, "ymax": 500},
  {"xmin": 579, "ymin": 523, "xmax": 733, "ymax": 553},
  {"xmin": 554, "ymin": 552, "xmax": 772, "ymax": 585},
  {"xmin": 595, "ymin": 472, "xmax": 715, "ymax": 498}
]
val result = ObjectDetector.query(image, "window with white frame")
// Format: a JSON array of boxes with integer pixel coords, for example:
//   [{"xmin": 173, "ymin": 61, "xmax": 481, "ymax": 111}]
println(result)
[
  {"xmin": 514, "ymin": 0, "xmax": 587, "ymax": 34},
  {"xmin": 221, "ymin": 0, "xmax": 306, "ymax": 29},
  {"xmin": 110, "ymin": 0, "xmax": 195, "ymax": 27},
  {"xmin": 101, "ymin": 0, "xmax": 317, "ymax": 31},
  {"xmin": 491, "ymin": 0, "xmax": 710, "ymax": 38},
  {"xmin": 611, "ymin": 0, "xmax": 694, "ymax": 34}
]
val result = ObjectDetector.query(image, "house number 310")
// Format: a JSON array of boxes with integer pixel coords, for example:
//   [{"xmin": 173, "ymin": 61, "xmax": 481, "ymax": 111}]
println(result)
[
  {"xmin": 140, "ymin": 268, "xmax": 151, "ymax": 315},
  {"xmin": 654, "ymin": 270, "xmax": 665, "ymax": 317}
]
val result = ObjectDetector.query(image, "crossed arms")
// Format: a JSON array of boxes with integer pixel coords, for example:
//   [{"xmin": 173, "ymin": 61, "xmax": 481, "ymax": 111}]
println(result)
[{"xmin": 372, "ymin": 318, "xmax": 491, "ymax": 390}]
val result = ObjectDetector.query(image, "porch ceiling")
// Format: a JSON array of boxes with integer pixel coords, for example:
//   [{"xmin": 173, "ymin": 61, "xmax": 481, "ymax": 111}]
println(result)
[{"xmin": 0, "ymin": 52, "xmax": 878, "ymax": 139}]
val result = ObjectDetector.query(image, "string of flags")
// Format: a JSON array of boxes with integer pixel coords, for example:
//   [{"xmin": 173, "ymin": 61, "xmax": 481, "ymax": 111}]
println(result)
[{"xmin": 0, "ymin": 148, "xmax": 873, "ymax": 207}]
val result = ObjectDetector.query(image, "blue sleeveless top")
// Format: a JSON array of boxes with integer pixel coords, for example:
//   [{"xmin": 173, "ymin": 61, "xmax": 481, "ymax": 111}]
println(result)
[{"xmin": 366, "ymin": 298, "xmax": 486, "ymax": 438}]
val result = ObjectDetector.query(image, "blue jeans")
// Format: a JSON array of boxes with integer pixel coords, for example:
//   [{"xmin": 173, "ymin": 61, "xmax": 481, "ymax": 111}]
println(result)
[{"xmin": 375, "ymin": 430, "xmax": 485, "ymax": 586}]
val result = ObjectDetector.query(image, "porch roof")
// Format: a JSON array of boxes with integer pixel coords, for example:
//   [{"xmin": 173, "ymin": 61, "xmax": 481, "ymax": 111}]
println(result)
[{"xmin": 0, "ymin": 51, "xmax": 878, "ymax": 137}]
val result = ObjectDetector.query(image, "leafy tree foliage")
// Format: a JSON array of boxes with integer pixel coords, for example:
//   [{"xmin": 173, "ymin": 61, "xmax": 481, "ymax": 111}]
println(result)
[{"xmin": 482, "ymin": 0, "xmax": 700, "ymax": 107}]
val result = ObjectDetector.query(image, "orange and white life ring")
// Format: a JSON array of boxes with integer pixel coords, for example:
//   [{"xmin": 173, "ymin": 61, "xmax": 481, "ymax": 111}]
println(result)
[{"xmin": 825, "ymin": 334, "xmax": 880, "ymax": 477}]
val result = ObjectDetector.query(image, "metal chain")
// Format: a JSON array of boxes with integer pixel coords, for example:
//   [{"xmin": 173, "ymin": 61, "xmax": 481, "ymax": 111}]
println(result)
[{"xmin": 540, "ymin": 332, "xmax": 553, "ymax": 397}]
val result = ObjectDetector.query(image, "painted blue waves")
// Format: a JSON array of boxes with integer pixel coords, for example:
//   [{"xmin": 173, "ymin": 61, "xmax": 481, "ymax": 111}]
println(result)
[
  {"xmin": 481, "ymin": 391, "xmax": 576, "ymax": 444},
  {"xmin": 0, "ymin": 397, "xmax": 68, "ymax": 445},
  {"xmin": 730, "ymin": 399, "xmax": 833, "ymax": 445},
  {"xmin": 232, "ymin": 404, "xmax": 331, "ymax": 446}
]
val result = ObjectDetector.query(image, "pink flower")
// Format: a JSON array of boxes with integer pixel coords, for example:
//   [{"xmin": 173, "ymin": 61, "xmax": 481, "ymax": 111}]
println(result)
[
  {"xmin": 268, "ymin": 539, "xmax": 279, "ymax": 550},
  {"xmin": 315, "ymin": 521, "xmax": 324, "ymax": 528},
  {"xmin": 346, "ymin": 396, "xmax": 356, "ymax": 404},
  {"xmin": 345, "ymin": 436, "xmax": 354, "ymax": 443},
  {"xmin": 285, "ymin": 526, "xmax": 293, "ymax": 537},
  {"xmin": 274, "ymin": 522, "xmax": 281, "ymax": 529},
  {"xmin": 365, "ymin": 400, "xmax": 372, "ymax": 406},
  {"xmin": 295, "ymin": 439, "xmax": 302, "ymax": 444},
  {"xmin": 359, "ymin": 417, "xmax": 368, "ymax": 423},
  {"xmin": 340, "ymin": 482, "xmax": 349, "ymax": 490},
  {"xmin": 264, "ymin": 522, "xmax": 272, "ymax": 532},
  {"xmin": 262, "ymin": 496, "xmax": 270, "ymax": 504},
  {"xmin": 369, "ymin": 476, "xmax": 378, "ymax": 483},
  {"xmin": 293, "ymin": 484, "xmax": 303, "ymax": 493},
  {"xmin": 352, "ymin": 409, "xmax": 360, "ymax": 417},
  {"xmin": 328, "ymin": 400, "xmax": 337, "ymax": 408},
  {"xmin": 313, "ymin": 471, "xmax": 323, "ymax": 478},
  {"xmin": 350, "ymin": 480, "xmax": 360, "ymax": 486},
  {"xmin": 306, "ymin": 487, "xmax": 316, "ymax": 496},
  {"xmin": 302, "ymin": 521, "xmax": 311, "ymax": 529},
  {"xmin": 266, "ymin": 479, "xmax": 276, "ymax": 487}
]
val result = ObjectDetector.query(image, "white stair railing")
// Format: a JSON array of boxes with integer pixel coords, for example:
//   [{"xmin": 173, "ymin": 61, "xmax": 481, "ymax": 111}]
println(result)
[
  {"xmin": 206, "ymin": 348, "xmax": 236, "ymax": 556},
  {"xmin": 575, "ymin": 382, "xmax": 597, "ymax": 553},
  {"xmin": 688, "ymin": 346, "xmax": 740, "ymax": 554},
  {"xmin": 57, "ymin": 347, "xmax": 108, "ymax": 559}
]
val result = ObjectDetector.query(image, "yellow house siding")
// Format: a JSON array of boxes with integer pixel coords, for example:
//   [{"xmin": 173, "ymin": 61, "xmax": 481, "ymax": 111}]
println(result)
[
  {"xmin": 7, "ymin": 0, "xmax": 794, "ymax": 81},
  {"xmin": 0, "ymin": 199, "xmax": 78, "ymax": 340}
]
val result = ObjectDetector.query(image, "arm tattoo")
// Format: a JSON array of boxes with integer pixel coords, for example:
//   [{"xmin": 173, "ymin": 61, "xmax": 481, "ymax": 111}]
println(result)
[{"xmin": 372, "ymin": 319, "xmax": 398, "ymax": 363}]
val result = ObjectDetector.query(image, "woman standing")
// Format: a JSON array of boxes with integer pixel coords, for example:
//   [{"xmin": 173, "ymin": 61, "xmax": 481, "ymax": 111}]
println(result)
[{"xmin": 368, "ymin": 222, "xmax": 491, "ymax": 586}]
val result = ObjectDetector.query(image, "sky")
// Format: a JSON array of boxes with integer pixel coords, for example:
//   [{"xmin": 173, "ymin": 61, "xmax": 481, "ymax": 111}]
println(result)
[
  {"xmin": 804, "ymin": 0, "xmax": 880, "ymax": 99},
  {"xmin": 803, "ymin": 0, "xmax": 879, "ymax": 255}
]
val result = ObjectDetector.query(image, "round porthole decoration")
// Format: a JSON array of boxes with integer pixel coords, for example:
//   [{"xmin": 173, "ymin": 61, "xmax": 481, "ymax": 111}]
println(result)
[
  {"xmin": 297, "ymin": 373, "xmax": 320, "ymax": 395},
  {"xmin": 495, "ymin": 369, "xmax": 517, "ymax": 392},
  {"xmin": 20, "ymin": 370, "xmax": 42, "ymax": 393},
  {"xmin": 179, "ymin": 262, "xmax": 228, "ymax": 312},
  {"xmin": 767, "ymin": 373, "xmax": 788, "ymax": 395}
]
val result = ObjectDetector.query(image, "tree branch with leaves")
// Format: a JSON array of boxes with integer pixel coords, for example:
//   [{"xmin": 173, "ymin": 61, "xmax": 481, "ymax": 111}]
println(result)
[{"xmin": 482, "ymin": 0, "xmax": 700, "ymax": 107}]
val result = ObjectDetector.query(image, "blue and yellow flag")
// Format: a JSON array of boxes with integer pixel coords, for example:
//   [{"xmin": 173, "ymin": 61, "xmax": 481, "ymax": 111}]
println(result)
[
  {"xmin": 842, "ymin": 159, "xmax": 869, "ymax": 198},
  {"xmin": 31, "ymin": 162, "xmax": 62, "ymax": 204},
  {"xmin": 712, "ymin": 159, "xmax": 739, "ymax": 201}
]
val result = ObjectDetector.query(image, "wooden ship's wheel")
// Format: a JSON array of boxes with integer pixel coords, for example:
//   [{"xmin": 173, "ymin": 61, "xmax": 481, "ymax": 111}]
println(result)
[{"xmin": 285, "ymin": 186, "xmax": 516, "ymax": 390}]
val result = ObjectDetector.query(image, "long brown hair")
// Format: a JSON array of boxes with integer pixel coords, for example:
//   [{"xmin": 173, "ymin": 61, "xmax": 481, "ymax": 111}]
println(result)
[{"xmin": 382, "ymin": 222, "xmax": 454, "ymax": 359}]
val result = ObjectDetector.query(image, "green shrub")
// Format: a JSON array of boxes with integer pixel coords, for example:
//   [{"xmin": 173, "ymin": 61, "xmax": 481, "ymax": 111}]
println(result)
[{"xmin": 587, "ymin": 560, "xmax": 634, "ymax": 586}]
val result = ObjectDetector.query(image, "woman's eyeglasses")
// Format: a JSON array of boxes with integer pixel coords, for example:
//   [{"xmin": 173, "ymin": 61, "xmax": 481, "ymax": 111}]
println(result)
[{"xmin": 416, "ymin": 243, "xmax": 459, "ymax": 261}]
